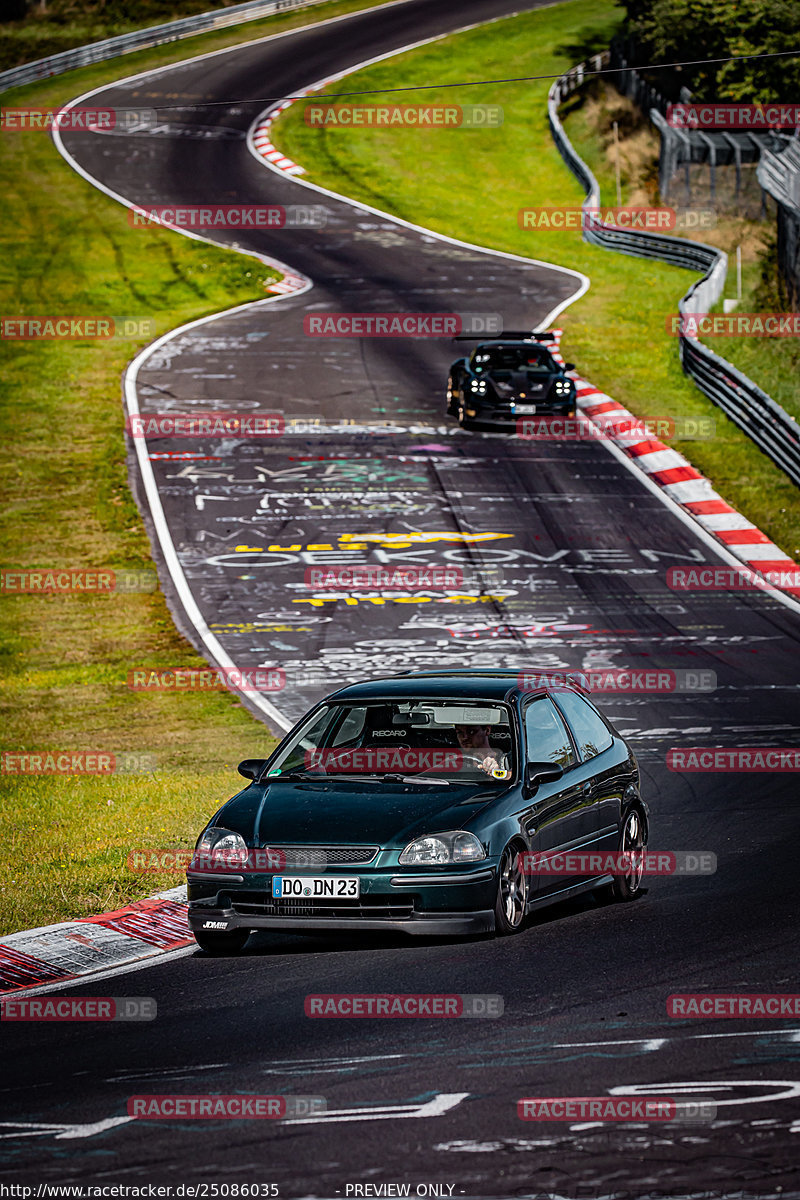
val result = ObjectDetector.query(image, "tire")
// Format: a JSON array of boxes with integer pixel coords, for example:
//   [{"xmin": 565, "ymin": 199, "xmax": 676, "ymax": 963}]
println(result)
[
  {"xmin": 597, "ymin": 806, "xmax": 647, "ymax": 904},
  {"xmin": 193, "ymin": 927, "xmax": 250, "ymax": 955},
  {"xmin": 494, "ymin": 842, "xmax": 528, "ymax": 935},
  {"xmin": 446, "ymin": 377, "xmax": 457, "ymax": 417}
]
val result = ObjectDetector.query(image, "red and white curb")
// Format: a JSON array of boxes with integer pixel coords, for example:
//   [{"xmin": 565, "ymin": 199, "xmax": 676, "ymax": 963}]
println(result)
[
  {"xmin": 251, "ymin": 99, "xmax": 307, "ymax": 176},
  {"xmin": 541, "ymin": 330, "xmax": 800, "ymax": 598},
  {"xmin": 0, "ymin": 887, "xmax": 191, "ymax": 994},
  {"xmin": 251, "ymin": 63, "xmax": 799, "ymax": 603},
  {"xmin": 265, "ymin": 268, "xmax": 307, "ymax": 295}
]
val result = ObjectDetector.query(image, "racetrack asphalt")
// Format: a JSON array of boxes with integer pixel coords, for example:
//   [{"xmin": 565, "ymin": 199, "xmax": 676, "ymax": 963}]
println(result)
[{"xmin": 2, "ymin": 1, "xmax": 798, "ymax": 1193}]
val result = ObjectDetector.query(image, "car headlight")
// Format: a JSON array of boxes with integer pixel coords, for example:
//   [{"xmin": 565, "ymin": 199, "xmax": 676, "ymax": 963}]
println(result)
[
  {"xmin": 470, "ymin": 379, "xmax": 487, "ymax": 393},
  {"xmin": 399, "ymin": 831, "xmax": 486, "ymax": 865},
  {"xmin": 192, "ymin": 827, "xmax": 248, "ymax": 869},
  {"xmin": 554, "ymin": 380, "xmax": 572, "ymax": 394}
]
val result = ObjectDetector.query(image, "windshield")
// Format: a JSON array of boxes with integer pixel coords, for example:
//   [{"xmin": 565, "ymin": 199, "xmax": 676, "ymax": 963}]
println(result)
[
  {"xmin": 266, "ymin": 700, "xmax": 516, "ymax": 783},
  {"xmin": 472, "ymin": 346, "xmax": 555, "ymax": 373}
]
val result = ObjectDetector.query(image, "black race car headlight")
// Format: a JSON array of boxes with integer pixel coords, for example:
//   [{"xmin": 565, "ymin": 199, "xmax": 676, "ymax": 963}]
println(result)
[
  {"xmin": 470, "ymin": 379, "xmax": 487, "ymax": 394},
  {"xmin": 399, "ymin": 831, "xmax": 486, "ymax": 866},
  {"xmin": 554, "ymin": 380, "xmax": 572, "ymax": 395}
]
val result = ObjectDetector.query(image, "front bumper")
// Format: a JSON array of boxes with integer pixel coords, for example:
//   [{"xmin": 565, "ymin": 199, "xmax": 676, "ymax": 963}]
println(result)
[
  {"xmin": 187, "ymin": 864, "xmax": 497, "ymax": 937},
  {"xmin": 461, "ymin": 401, "xmax": 575, "ymax": 428},
  {"xmin": 188, "ymin": 904, "xmax": 495, "ymax": 936}
]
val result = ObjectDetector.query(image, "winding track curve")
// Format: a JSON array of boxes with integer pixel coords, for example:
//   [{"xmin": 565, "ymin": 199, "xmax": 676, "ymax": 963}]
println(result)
[{"xmin": 3, "ymin": 0, "xmax": 798, "ymax": 1192}]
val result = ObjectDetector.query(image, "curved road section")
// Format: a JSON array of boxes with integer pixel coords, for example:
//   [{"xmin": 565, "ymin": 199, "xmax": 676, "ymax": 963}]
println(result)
[{"xmin": 5, "ymin": 0, "xmax": 798, "ymax": 1193}]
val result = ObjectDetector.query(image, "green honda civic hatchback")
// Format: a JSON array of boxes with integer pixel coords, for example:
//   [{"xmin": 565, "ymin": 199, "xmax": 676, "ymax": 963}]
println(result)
[{"xmin": 186, "ymin": 669, "xmax": 649, "ymax": 953}]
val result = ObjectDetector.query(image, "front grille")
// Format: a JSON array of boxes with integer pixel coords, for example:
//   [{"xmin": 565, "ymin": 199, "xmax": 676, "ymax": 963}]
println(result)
[
  {"xmin": 230, "ymin": 891, "xmax": 415, "ymax": 920},
  {"xmin": 266, "ymin": 844, "xmax": 379, "ymax": 866}
]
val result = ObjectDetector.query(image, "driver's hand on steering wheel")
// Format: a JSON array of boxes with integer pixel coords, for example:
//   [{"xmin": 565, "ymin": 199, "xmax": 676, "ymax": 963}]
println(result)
[{"xmin": 464, "ymin": 753, "xmax": 501, "ymax": 775}]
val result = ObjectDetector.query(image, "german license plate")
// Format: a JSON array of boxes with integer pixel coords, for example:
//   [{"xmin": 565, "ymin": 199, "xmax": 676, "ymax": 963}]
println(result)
[
  {"xmin": 515, "ymin": 403, "xmax": 537, "ymax": 414},
  {"xmin": 272, "ymin": 875, "xmax": 359, "ymax": 898}
]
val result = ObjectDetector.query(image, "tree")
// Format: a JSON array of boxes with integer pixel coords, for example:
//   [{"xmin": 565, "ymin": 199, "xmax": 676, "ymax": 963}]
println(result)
[{"xmin": 621, "ymin": 0, "xmax": 800, "ymax": 102}]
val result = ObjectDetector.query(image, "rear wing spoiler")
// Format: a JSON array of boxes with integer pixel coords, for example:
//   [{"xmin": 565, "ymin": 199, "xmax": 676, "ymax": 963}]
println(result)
[{"xmin": 451, "ymin": 330, "xmax": 558, "ymax": 342}]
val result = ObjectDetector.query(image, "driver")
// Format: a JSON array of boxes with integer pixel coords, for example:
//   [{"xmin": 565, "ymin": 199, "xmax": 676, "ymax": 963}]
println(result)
[{"xmin": 454, "ymin": 724, "xmax": 509, "ymax": 776}]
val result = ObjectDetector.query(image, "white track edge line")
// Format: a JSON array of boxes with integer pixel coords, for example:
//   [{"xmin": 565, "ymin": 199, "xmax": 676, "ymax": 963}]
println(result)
[
  {"xmin": 251, "ymin": 40, "xmax": 800, "ymax": 619},
  {"xmin": 245, "ymin": 13, "xmax": 591, "ymax": 300},
  {"xmin": 48, "ymin": 1, "xmax": 589, "ymax": 737}
]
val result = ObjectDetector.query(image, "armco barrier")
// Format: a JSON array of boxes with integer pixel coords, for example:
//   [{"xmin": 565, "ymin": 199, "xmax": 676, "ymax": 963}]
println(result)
[
  {"xmin": 548, "ymin": 54, "xmax": 800, "ymax": 488},
  {"xmin": 0, "ymin": 0, "xmax": 327, "ymax": 95}
]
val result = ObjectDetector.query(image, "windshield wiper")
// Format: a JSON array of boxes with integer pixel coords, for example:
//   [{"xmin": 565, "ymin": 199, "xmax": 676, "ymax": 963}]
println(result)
[{"xmin": 394, "ymin": 774, "xmax": 451, "ymax": 786}]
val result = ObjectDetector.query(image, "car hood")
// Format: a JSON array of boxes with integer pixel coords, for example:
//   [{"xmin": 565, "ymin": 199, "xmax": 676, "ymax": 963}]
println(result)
[
  {"xmin": 216, "ymin": 778, "xmax": 501, "ymax": 847},
  {"xmin": 491, "ymin": 370, "xmax": 551, "ymax": 396}
]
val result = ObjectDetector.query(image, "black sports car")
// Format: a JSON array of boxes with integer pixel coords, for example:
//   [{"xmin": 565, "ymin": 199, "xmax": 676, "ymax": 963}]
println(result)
[
  {"xmin": 186, "ymin": 669, "xmax": 649, "ymax": 954},
  {"xmin": 446, "ymin": 332, "xmax": 577, "ymax": 429}
]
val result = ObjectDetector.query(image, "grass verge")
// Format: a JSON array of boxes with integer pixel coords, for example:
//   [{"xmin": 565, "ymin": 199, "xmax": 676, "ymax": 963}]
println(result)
[
  {"xmin": 272, "ymin": 0, "xmax": 800, "ymax": 560},
  {"xmin": 0, "ymin": 0, "xmax": 402, "ymax": 936}
]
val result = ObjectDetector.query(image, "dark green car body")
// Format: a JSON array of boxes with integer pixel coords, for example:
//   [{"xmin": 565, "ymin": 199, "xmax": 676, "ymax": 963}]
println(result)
[{"xmin": 187, "ymin": 670, "xmax": 648, "ymax": 945}]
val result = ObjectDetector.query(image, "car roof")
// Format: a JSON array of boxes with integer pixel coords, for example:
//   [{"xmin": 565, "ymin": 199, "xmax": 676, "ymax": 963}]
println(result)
[{"xmin": 326, "ymin": 669, "xmax": 586, "ymax": 704}]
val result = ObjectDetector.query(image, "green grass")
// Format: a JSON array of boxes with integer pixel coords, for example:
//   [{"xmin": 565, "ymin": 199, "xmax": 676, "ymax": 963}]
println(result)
[
  {"xmin": 1, "ymin": 0, "xmax": 242, "ymax": 73},
  {"xmin": 0, "ymin": 0, "xmax": 380, "ymax": 72},
  {"xmin": 0, "ymin": 0, "xmax": 403, "ymax": 936},
  {"xmin": 708, "ymin": 230, "xmax": 800, "ymax": 429},
  {"xmin": 272, "ymin": 0, "xmax": 800, "ymax": 561},
  {"xmin": 0, "ymin": 773, "xmax": 237, "ymax": 933},
  {"xmin": 2, "ymin": 0, "xmax": 798, "ymax": 937}
]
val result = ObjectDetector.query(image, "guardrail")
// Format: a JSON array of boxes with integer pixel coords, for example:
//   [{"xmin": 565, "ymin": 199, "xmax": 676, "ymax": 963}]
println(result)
[
  {"xmin": 0, "ymin": 0, "xmax": 327, "ymax": 95},
  {"xmin": 548, "ymin": 54, "xmax": 800, "ymax": 489}
]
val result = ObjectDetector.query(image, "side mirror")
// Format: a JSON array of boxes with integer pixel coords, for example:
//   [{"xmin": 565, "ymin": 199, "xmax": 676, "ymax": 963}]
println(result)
[
  {"xmin": 563, "ymin": 362, "xmax": 575, "ymax": 371},
  {"xmin": 238, "ymin": 758, "xmax": 268, "ymax": 780},
  {"xmin": 525, "ymin": 760, "xmax": 564, "ymax": 793}
]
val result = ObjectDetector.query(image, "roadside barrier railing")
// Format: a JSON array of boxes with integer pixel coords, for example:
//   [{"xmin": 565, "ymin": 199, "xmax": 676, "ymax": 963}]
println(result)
[
  {"xmin": 0, "ymin": 0, "xmax": 327, "ymax": 94},
  {"xmin": 548, "ymin": 53, "xmax": 800, "ymax": 488}
]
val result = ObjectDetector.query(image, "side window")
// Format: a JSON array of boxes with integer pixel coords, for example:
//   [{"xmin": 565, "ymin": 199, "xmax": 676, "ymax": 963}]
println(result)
[
  {"xmin": 524, "ymin": 698, "xmax": 576, "ymax": 769},
  {"xmin": 554, "ymin": 691, "xmax": 613, "ymax": 761}
]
